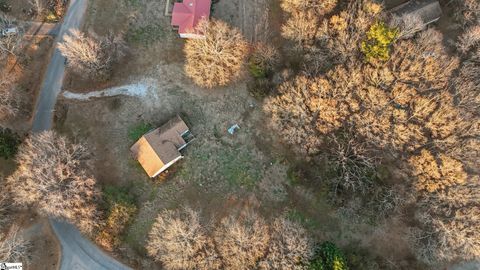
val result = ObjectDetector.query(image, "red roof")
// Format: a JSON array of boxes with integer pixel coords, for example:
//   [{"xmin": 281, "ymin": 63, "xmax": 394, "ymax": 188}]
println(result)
[{"xmin": 171, "ymin": 0, "xmax": 211, "ymax": 35}]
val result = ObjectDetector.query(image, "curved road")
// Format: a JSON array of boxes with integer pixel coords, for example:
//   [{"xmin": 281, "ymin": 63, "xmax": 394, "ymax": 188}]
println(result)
[
  {"xmin": 30, "ymin": 0, "xmax": 132, "ymax": 269},
  {"xmin": 50, "ymin": 221, "xmax": 132, "ymax": 270}
]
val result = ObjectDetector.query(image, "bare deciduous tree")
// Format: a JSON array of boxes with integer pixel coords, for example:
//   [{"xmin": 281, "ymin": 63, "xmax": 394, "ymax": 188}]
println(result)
[
  {"xmin": 258, "ymin": 218, "xmax": 313, "ymax": 270},
  {"xmin": 0, "ymin": 191, "xmax": 12, "ymax": 228},
  {"xmin": 409, "ymin": 179, "xmax": 480, "ymax": 263},
  {"xmin": 453, "ymin": 0, "xmax": 480, "ymax": 27},
  {"xmin": 409, "ymin": 149, "xmax": 467, "ymax": 193},
  {"xmin": 457, "ymin": 25, "xmax": 480, "ymax": 53},
  {"xmin": 265, "ymin": 29, "xmax": 464, "ymax": 156},
  {"xmin": 6, "ymin": 131, "xmax": 102, "ymax": 235},
  {"xmin": 28, "ymin": 0, "xmax": 43, "ymax": 14},
  {"xmin": 280, "ymin": 0, "xmax": 337, "ymax": 47},
  {"xmin": 214, "ymin": 211, "xmax": 270, "ymax": 269},
  {"xmin": 280, "ymin": 0, "xmax": 337, "ymax": 15},
  {"xmin": 454, "ymin": 25, "xmax": 480, "ymax": 115},
  {"xmin": 58, "ymin": 29, "xmax": 126, "ymax": 79},
  {"xmin": 328, "ymin": 133, "xmax": 377, "ymax": 194},
  {"xmin": 317, "ymin": 0, "xmax": 383, "ymax": 63},
  {"xmin": 281, "ymin": 9, "xmax": 322, "ymax": 46},
  {"xmin": 146, "ymin": 208, "xmax": 221, "ymax": 270},
  {"xmin": 184, "ymin": 19, "xmax": 248, "ymax": 88},
  {"xmin": 0, "ymin": 225, "xmax": 31, "ymax": 263},
  {"xmin": 0, "ymin": 72, "xmax": 19, "ymax": 119},
  {"xmin": 263, "ymin": 72, "xmax": 355, "ymax": 155}
]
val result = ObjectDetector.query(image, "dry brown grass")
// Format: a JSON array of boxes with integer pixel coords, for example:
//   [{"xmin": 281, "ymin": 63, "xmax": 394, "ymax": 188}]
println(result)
[
  {"xmin": 184, "ymin": 19, "xmax": 249, "ymax": 88},
  {"xmin": 6, "ymin": 131, "xmax": 102, "ymax": 235}
]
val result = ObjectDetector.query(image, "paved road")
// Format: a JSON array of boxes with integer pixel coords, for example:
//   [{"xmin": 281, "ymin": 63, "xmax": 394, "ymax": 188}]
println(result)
[
  {"xmin": 50, "ymin": 221, "xmax": 132, "ymax": 270},
  {"xmin": 30, "ymin": 1, "xmax": 132, "ymax": 269},
  {"xmin": 31, "ymin": 0, "xmax": 87, "ymax": 132}
]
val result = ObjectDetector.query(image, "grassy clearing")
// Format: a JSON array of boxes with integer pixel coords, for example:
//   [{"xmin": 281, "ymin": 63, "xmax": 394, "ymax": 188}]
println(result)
[
  {"xmin": 287, "ymin": 209, "xmax": 321, "ymax": 230},
  {"xmin": 128, "ymin": 122, "xmax": 153, "ymax": 141},
  {"xmin": 97, "ymin": 185, "xmax": 138, "ymax": 250},
  {"xmin": 124, "ymin": 215, "xmax": 155, "ymax": 254},
  {"xmin": 179, "ymin": 141, "xmax": 264, "ymax": 191},
  {"xmin": 127, "ymin": 24, "xmax": 166, "ymax": 45},
  {"xmin": 124, "ymin": 0, "xmax": 141, "ymax": 7}
]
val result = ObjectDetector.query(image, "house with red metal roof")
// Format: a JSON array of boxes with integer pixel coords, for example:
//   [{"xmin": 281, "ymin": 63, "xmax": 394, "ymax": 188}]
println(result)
[{"xmin": 171, "ymin": 0, "xmax": 212, "ymax": 39}]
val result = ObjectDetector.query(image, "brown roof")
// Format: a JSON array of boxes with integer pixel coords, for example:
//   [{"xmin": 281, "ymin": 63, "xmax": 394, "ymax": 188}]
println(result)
[{"xmin": 130, "ymin": 116, "xmax": 189, "ymax": 177}]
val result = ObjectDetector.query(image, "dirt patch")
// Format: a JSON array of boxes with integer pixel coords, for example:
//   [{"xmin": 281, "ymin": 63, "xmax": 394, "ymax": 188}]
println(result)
[
  {"xmin": 22, "ymin": 218, "xmax": 60, "ymax": 270},
  {"xmin": 1, "ymin": 0, "xmax": 36, "ymax": 21}
]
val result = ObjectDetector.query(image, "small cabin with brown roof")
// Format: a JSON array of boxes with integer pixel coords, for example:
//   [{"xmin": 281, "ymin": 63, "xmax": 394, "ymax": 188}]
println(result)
[
  {"xmin": 390, "ymin": 0, "xmax": 442, "ymax": 26},
  {"xmin": 130, "ymin": 116, "xmax": 193, "ymax": 178}
]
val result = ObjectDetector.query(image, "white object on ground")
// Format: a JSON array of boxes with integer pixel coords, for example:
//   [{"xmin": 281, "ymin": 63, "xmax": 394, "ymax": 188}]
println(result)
[
  {"xmin": 1, "ymin": 27, "xmax": 18, "ymax": 37},
  {"xmin": 228, "ymin": 124, "xmax": 240, "ymax": 135},
  {"xmin": 62, "ymin": 83, "xmax": 150, "ymax": 100}
]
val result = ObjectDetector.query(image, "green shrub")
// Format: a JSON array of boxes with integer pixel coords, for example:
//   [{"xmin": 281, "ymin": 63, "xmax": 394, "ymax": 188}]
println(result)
[
  {"xmin": 248, "ymin": 58, "xmax": 268, "ymax": 78},
  {"xmin": 361, "ymin": 22, "xmax": 398, "ymax": 61},
  {"xmin": 0, "ymin": 128, "xmax": 20, "ymax": 159},
  {"xmin": 0, "ymin": 0, "xmax": 11, "ymax": 12},
  {"xmin": 247, "ymin": 78, "xmax": 272, "ymax": 99},
  {"xmin": 44, "ymin": 11, "xmax": 59, "ymax": 23},
  {"xmin": 103, "ymin": 185, "xmax": 136, "ymax": 206},
  {"xmin": 310, "ymin": 241, "xmax": 349, "ymax": 270},
  {"xmin": 128, "ymin": 122, "xmax": 153, "ymax": 141},
  {"xmin": 248, "ymin": 43, "xmax": 278, "ymax": 78},
  {"xmin": 97, "ymin": 185, "xmax": 137, "ymax": 250}
]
